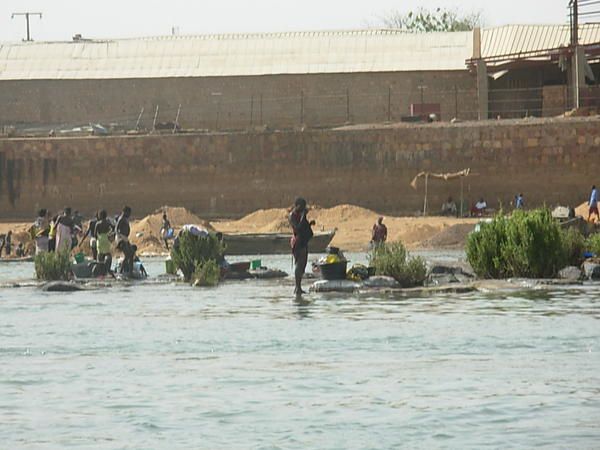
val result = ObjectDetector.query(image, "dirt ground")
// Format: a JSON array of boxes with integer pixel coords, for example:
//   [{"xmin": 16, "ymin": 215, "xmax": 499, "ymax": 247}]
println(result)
[{"xmin": 0, "ymin": 204, "xmax": 480, "ymax": 257}]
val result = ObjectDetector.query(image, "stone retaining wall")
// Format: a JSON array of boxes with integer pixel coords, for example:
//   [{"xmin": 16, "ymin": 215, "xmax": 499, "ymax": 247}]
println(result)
[{"xmin": 0, "ymin": 117, "xmax": 598, "ymax": 220}]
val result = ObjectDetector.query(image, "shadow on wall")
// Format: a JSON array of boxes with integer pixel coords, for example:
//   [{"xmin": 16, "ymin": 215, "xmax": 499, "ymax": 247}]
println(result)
[{"xmin": 0, "ymin": 154, "xmax": 24, "ymax": 207}]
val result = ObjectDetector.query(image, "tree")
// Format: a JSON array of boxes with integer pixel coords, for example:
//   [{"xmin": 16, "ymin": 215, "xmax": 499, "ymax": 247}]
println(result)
[{"xmin": 380, "ymin": 7, "xmax": 483, "ymax": 32}]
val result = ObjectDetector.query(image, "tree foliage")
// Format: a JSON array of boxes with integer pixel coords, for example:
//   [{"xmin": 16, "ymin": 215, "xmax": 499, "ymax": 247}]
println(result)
[{"xmin": 380, "ymin": 7, "xmax": 483, "ymax": 32}]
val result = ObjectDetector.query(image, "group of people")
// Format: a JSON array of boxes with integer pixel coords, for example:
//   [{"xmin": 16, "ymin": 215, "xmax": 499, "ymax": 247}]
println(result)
[{"xmin": 30, "ymin": 206, "xmax": 138, "ymax": 276}]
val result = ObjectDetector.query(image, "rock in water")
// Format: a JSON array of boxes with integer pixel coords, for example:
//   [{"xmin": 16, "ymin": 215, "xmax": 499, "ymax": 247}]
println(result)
[
  {"xmin": 41, "ymin": 282, "xmax": 85, "ymax": 292},
  {"xmin": 428, "ymin": 274, "xmax": 460, "ymax": 286},
  {"xmin": 362, "ymin": 276, "xmax": 400, "ymax": 289},
  {"xmin": 583, "ymin": 262, "xmax": 600, "ymax": 281},
  {"xmin": 559, "ymin": 266, "xmax": 584, "ymax": 282},
  {"xmin": 310, "ymin": 280, "xmax": 360, "ymax": 293}
]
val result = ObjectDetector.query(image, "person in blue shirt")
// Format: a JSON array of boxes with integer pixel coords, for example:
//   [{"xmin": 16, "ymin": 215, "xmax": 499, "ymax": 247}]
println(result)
[
  {"xmin": 589, "ymin": 185, "xmax": 599, "ymax": 222},
  {"xmin": 515, "ymin": 193, "xmax": 524, "ymax": 210}
]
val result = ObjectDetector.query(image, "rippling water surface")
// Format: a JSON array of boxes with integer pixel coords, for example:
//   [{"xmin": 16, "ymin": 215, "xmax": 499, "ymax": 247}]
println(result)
[{"xmin": 1, "ymin": 254, "xmax": 599, "ymax": 449}]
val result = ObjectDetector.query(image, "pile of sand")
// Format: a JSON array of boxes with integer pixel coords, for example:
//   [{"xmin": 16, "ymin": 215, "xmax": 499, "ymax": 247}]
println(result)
[
  {"xmin": 215, "ymin": 208, "xmax": 290, "ymax": 233},
  {"xmin": 575, "ymin": 201, "xmax": 592, "ymax": 219},
  {"xmin": 214, "ymin": 204, "xmax": 478, "ymax": 251},
  {"xmin": 416, "ymin": 223, "xmax": 477, "ymax": 249},
  {"xmin": 131, "ymin": 206, "xmax": 213, "ymax": 255}
]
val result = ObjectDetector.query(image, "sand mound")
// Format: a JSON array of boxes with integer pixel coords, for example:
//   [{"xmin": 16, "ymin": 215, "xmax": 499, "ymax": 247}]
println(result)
[
  {"xmin": 575, "ymin": 201, "xmax": 592, "ymax": 218},
  {"xmin": 214, "ymin": 204, "xmax": 381, "ymax": 236},
  {"xmin": 311, "ymin": 204, "xmax": 379, "ymax": 224},
  {"xmin": 131, "ymin": 206, "xmax": 213, "ymax": 255},
  {"xmin": 417, "ymin": 223, "xmax": 477, "ymax": 249},
  {"xmin": 226, "ymin": 208, "xmax": 288, "ymax": 230}
]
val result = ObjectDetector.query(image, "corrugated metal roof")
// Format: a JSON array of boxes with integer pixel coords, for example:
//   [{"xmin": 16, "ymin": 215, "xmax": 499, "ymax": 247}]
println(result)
[
  {"xmin": 481, "ymin": 24, "xmax": 600, "ymax": 59},
  {"xmin": 0, "ymin": 29, "xmax": 472, "ymax": 80}
]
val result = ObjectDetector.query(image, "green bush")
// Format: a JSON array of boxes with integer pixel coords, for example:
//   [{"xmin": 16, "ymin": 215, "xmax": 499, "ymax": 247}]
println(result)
[
  {"xmin": 586, "ymin": 233, "xmax": 600, "ymax": 256},
  {"xmin": 192, "ymin": 260, "xmax": 220, "ymax": 287},
  {"xmin": 562, "ymin": 227, "xmax": 586, "ymax": 267},
  {"xmin": 369, "ymin": 241, "xmax": 427, "ymax": 287},
  {"xmin": 170, "ymin": 232, "xmax": 225, "ymax": 282},
  {"xmin": 34, "ymin": 251, "xmax": 72, "ymax": 281},
  {"xmin": 466, "ymin": 209, "xmax": 572, "ymax": 279}
]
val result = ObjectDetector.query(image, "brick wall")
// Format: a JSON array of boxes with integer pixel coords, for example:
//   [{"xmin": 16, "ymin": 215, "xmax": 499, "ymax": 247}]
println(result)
[
  {"xmin": 0, "ymin": 117, "xmax": 598, "ymax": 220},
  {"xmin": 0, "ymin": 71, "xmax": 477, "ymax": 131}
]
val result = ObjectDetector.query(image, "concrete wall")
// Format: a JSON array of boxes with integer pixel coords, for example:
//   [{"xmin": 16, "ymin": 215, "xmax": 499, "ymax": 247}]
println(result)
[
  {"xmin": 0, "ymin": 117, "xmax": 598, "ymax": 221},
  {"xmin": 0, "ymin": 71, "xmax": 477, "ymax": 131}
]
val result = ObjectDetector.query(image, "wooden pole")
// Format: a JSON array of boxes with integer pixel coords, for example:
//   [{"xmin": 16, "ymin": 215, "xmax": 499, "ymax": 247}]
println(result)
[
  {"xmin": 423, "ymin": 174, "xmax": 429, "ymax": 216},
  {"xmin": 152, "ymin": 105, "xmax": 159, "ymax": 133},
  {"xmin": 172, "ymin": 104, "xmax": 181, "ymax": 134},
  {"xmin": 460, "ymin": 176, "xmax": 465, "ymax": 218}
]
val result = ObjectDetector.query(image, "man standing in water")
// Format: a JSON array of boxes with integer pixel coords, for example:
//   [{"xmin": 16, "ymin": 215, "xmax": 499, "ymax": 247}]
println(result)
[{"xmin": 289, "ymin": 197, "xmax": 315, "ymax": 295}]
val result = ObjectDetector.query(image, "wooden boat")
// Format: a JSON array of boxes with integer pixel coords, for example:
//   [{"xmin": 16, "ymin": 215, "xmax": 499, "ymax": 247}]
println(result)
[
  {"xmin": 222, "ymin": 230, "xmax": 336, "ymax": 255},
  {"xmin": 0, "ymin": 256, "xmax": 34, "ymax": 263}
]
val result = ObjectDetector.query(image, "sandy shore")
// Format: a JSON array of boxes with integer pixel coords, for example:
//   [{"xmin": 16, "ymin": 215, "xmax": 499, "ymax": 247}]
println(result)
[{"xmin": 0, "ymin": 204, "xmax": 479, "ymax": 256}]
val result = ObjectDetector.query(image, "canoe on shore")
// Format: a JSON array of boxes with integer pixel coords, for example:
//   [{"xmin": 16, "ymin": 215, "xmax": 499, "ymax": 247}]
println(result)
[
  {"xmin": 0, "ymin": 256, "xmax": 34, "ymax": 263},
  {"xmin": 222, "ymin": 230, "xmax": 336, "ymax": 256}
]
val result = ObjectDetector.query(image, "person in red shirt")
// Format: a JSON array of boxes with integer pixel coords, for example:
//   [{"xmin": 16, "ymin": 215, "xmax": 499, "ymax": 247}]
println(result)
[
  {"xmin": 371, "ymin": 217, "xmax": 388, "ymax": 247},
  {"xmin": 289, "ymin": 197, "xmax": 315, "ymax": 295}
]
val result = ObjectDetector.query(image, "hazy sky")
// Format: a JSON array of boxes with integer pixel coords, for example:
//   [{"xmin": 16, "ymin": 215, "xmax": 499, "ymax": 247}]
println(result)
[{"xmin": 1, "ymin": 1, "xmax": 573, "ymax": 42}]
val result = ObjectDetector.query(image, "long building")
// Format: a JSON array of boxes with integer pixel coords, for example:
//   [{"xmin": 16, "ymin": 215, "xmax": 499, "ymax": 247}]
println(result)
[{"xmin": 1, "ymin": 25, "xmax": 599, "ymax": 132}]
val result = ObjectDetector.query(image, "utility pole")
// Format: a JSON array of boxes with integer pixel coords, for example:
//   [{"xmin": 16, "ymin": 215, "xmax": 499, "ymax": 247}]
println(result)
[
  {"xmin": 571, "ymin": 0, "xmax": 579, "ymax": 47},
  {"xmin": 570, "ymin": 0, "xmax": 581, "ymax": 109},
  {"xmin": 11, "ymin": 12, "xmax": 42, "ymax": 42}
]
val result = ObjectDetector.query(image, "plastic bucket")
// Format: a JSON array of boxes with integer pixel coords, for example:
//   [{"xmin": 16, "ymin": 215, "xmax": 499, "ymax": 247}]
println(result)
[{"xmin": 319, "ymin": 261, "xmax": 348, "ymax": 281}]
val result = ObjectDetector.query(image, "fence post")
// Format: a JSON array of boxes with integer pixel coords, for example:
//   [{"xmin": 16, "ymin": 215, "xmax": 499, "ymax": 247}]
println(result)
[
  {"xmin": 454, "ymin": 85, "xmax": 459, "ymax": 119},
  {"xmin": 300, "ymin": 90, "xmax": 305, "ymax": 125},
  {"xmin": 215, "ymin": 102, "xmax": 221, "ymax": 130},
  {"xmin": 152, "ymin": 105, "xmax": 159, "ymax": 132},
  {"xmin": 173, "ymin": 104, "xmax": 181, "ymax": 134},
  {"xmin": 346, "ymin": 88, "xmax": 350, "ymax": 123},
  {"xmin": 135, "ymin": 107, "xmax": 144, "ymax": 131},
  {"xmin": 387, "ymin": 86, "xmax": 392, "ymax": 122},
  {"xmin": 260, "ymin": 94, "xmax": 263, "ymax": 126}
]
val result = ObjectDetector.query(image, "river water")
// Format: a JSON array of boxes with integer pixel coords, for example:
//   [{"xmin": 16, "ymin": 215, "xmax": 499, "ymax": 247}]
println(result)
[{"xmin": 1, "ymin": 253, "xmax": 599, "ymax": 449}]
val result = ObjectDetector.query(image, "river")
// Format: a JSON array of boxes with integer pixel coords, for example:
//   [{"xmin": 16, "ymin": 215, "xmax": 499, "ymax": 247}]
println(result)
[{"xmin": 1, "ymin": 254, "xmax": 599, "ymax": 449}]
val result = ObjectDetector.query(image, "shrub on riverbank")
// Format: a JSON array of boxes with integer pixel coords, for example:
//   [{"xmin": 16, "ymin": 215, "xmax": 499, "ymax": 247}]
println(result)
[
  {"xmin": 192, "ymin": 260, "xmax": 220, "ymax": 287},
  {"xmin": 369, "ymin": 242, "xmax": 427, "ymax": 287},
  {"xmin": 170, "ymin": 232, "xmax": 225, "ymax": 282},
  {"xmin": 466, "ymin": 209, "xmax": 580, "ymax": 279},
  {"xmin": 34, "ymin": 251, "xmax": 72, "ymax": 281},
  {"xmin": 563, "ymin": 227, "xmax": 586, "ymax": 267},
  {"xmin": 586, "ymin": 233, "xmax": 600, "ymax": 256}
]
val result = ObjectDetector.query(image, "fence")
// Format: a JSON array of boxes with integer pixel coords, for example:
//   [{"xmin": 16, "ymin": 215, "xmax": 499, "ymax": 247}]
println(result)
[{"xmin": 1, "ymin": 84, "xmax": 598, "ymax": 137}]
